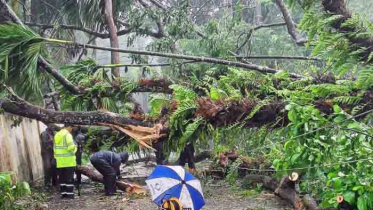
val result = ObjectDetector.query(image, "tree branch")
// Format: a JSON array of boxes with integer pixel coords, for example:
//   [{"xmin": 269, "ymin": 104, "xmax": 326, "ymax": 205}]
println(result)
[
  {"xmin": 24, "ymin": 22, "xmax": 170, "ymax": 39},
  {"xmin": 38, "ymin": 57, "xmax": 86, "ymax": 95},
  {"xmin": 253, "ymin": 22, "xmax": 286, "ymax": 30},
  {"xmin": 98, "ymin": 60, "xmax": 199, "ymax": 68},
  {"xmin": 46, "ymin": 39, "xmax": 305, "ymax": 79},
  {"xmin": 24, "ymin": 22, "xmax": 132, "ymax": 39},
  {"xmin": 147, "ymin": 0, "xmax": 167, "ymax": 11},
  {"xmin": 234, "ymin": 55, "xmax": 321, "ymax": 61},
  {"xmin": 137, "ymin": 0, "xmax": 179, "ymax": 52},
  {"xmin": 274, "ymin": 0, "xmax": 307, "ymax": 46}
]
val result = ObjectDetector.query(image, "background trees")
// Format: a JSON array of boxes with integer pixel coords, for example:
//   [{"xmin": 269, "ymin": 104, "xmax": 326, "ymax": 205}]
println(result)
[{"xmin": 1, "ymin": 0, "xmax": 373, "ymax": 209}]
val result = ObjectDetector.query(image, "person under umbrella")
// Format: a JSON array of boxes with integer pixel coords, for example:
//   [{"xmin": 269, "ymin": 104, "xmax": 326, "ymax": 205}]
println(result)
[
  {"xmin": 146, "ymin": 165, "xmax": 205, "ymax": 210},
  {"xmin": 90, "ymin": 151, "xmax": 129, "ymax": 196}
]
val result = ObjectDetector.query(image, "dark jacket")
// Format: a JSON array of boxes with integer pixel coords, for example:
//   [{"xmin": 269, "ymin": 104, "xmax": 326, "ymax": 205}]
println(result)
[
  {"xmin": 91, "ymin": 151, "xmax": 122, "ymax": 176},
  {"xmin": 40, "ymin": 130, "xmax": 54, "ymax": 157},
  {"xmin": 74, "ymin": 133, "xmax": 87, "ymax": 144}
]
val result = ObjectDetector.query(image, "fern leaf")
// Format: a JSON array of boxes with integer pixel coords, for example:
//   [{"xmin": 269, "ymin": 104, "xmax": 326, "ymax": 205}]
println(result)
[
  {"xmin": 332, "ymin": 96, "xmax": 362, "ymax": 105},
  {"xmin": 179, "ymin": 117, "xmax": 205, "ymax": 146}
]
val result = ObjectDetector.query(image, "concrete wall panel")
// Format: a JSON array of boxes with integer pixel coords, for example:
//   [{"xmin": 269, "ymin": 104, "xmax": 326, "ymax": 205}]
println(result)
[{"xmin": 0, "ymin": 114, "xmax": 45, "ymax": 183}]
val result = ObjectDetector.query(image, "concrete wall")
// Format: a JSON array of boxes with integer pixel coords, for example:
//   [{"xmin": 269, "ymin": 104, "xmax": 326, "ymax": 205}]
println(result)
[{"xmin": 0, "ymin": 113, "xmax": 46, "ymax": 183}]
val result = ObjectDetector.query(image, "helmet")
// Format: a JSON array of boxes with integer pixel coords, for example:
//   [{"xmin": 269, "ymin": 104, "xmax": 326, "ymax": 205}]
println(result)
[
  {"xmin": 120, "ymin": 152, "xmax": 129, "ymax": 164},
  {"xmin": 161, "ymin": 197, "xmax": 182, "ymax": 210}
]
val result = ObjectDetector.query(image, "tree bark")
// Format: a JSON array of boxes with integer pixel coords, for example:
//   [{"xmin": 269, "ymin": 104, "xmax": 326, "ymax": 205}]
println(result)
[
  {"xmin": 245, "ymin": 174, "xmax": 305, "ymax": 210},
  {"xmin": 103, "ymin": 0, "xmax": 120, "ymax": 78},
  {"xmin": 274, "ymin": 0, "xmax": 307, "ymax": 46},
  {"xmin": 0, "ymin": 89, "xmax": 150, "ymax": 127},
  {"xmin": 254, "ymin": 0, "xmax": 262, "ymax": 25},
  {"xmin": 303, "ymin": 194, "xmax": 321, "ymax": 210}
]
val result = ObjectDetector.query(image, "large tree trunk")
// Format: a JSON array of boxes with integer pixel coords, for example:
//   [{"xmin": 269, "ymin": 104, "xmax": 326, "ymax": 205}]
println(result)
[
  {"xmin": 0, "ymin": 90, "xmax": 150, "ymax": 127},
  {"xmin": 103, "ymin": 0, "xmax": 120, "ymax": 78}
]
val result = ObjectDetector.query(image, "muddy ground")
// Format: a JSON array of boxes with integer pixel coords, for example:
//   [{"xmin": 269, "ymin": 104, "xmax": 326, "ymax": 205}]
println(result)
[{"xmin": 22, "ymin": 161, "xmax": 292, "ymax": 210}]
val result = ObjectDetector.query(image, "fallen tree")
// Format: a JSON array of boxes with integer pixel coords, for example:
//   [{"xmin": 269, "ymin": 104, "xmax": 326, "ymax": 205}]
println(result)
[
  {"xmin": 0, "ymin": 86, "xmax": 149, "ymax": 127},
  {"xmin": 1, "ymin": 1, "xmax": 373, "ymax": 209}
]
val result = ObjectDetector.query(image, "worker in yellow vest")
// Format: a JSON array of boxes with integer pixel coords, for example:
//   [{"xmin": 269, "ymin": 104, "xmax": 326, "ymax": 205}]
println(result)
[{"xmin": 54, "ymin": 125, "xmax": 77, "ymax": 199}]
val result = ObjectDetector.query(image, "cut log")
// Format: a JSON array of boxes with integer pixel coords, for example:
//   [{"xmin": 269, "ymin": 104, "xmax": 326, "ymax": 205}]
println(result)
[
  {"xmin": 245, "ymin": 174, "xmax": 306, "ymax": 210},
  {"xmin": 274, "ymin": 175, "xmax": 304, "ymax": 210},
  {"xmin": 303, "ymin": 194, "xmax": 321, "ymax": 210},
  {"xmin": 289, "ymin": 172, "xmax": 299, "ymax": 182},
  {"xmin": 76, "ymin": 165, "xmax": 146, "ymax": 195}
]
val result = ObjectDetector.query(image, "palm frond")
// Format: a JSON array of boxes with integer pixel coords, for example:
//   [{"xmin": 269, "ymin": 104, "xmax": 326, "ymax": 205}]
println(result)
[
  {"xmin": 149, "ymin": 94, "xmax": 172, "ymax": 118},
  {"xmin": 61, "ymin": 0, "xmax": 133, "ymax": 32},
  {"xmin": 0, "ymin": 24, "xmax": 47, "ymax": 102}
]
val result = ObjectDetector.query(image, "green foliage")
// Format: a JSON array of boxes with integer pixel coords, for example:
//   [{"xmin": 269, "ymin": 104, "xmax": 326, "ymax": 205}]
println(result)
[
  {"xmin": 59, "ymin": 59, "xmax": 140, "ymax": 113},
  {"xmin": 62, "ymin": 0, "xmax": 132, "ymax": 32},
  {"xmin": 306, "ymin": 84, "xmax": 351, "ymax": 98},
  {"xmin": 0, "ymin": 172, "xmax": 31, "ymax": 210},
  {"xmin": 148, "ymin": 94, "xmax": 171, "ymax": 118},
  {"xmin": 179, "ymin": 117, "xmax": 205, "ymax": 147},
  {"xmin": 357, "ymin": 66, "xmax": 373, "ymax": 89},
  {"xmin": 274, "ymin": 104, "xmax": 373, "ymax": 209},
  {"xmin": 332, "ymin": 96, "xmax": 362, "ymax": 105},
  {"xmin": 299, "ymin": 5, "xmax": 373, "ymax": 89},
  {"xmin": 0, "ymin": 24, "xmax": 47, "ymax": 102},
  {"xmin": 2, "ymin": 1, "xmax": 373, "ymax": 209}
]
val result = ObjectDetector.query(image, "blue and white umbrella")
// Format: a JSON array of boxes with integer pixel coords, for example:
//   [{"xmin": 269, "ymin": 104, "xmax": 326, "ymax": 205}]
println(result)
[{"xmin": 146, "ymin": 165, "xmax": 205, "ymax": 210}]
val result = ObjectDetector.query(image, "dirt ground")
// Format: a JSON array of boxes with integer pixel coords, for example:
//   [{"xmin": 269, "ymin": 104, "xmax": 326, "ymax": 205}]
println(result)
[{"xmin": 24, "ymin": 162, "xmax": 292, "ymax": 210}]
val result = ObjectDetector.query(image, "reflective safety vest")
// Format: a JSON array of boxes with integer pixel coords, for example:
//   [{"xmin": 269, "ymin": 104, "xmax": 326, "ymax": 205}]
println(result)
[{"xmin": 53, "ymin": 129, "xmax": 77, "ymax": 168}]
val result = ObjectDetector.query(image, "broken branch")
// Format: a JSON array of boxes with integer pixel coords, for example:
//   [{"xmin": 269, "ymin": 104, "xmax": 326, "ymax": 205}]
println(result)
[
  {"xmin": 274, "ymin": 0, "xmax": 307, "ymax": 46},
  {"xmin": 42, "ymin": 38, "xmax": 304, "ymax": 79}
]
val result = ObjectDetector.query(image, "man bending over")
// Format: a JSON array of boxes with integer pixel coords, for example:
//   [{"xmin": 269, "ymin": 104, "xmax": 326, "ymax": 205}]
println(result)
[{"xmin": 90, "ymin": 151, "xmax": 129, "ymax": 196}]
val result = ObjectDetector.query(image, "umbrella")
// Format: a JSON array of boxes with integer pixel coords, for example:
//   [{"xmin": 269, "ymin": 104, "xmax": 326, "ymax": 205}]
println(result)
[{"xmin": 146, "ymin": 165, "xmax": 205, "ymax": 210}]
